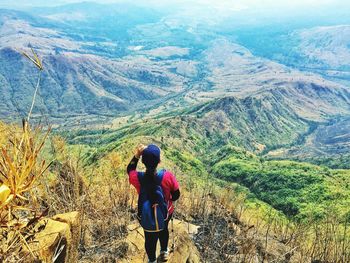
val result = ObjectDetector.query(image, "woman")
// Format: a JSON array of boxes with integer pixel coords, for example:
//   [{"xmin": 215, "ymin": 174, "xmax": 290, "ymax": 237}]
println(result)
[{"xmin": 127, "ymin": 144, "xmax": 180, "ymax": 263}]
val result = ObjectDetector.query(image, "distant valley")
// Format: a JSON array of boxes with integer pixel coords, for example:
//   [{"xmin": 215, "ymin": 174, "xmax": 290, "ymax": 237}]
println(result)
[{"xmin": 0, "ymin": 2, "xmax": 350, "ymax": 165}]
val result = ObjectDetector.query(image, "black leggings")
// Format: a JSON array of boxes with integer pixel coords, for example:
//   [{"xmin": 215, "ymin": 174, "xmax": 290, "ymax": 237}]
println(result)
[{"xmin": 144, "ymin": 214, "xmax": 172, "ymax": 262}]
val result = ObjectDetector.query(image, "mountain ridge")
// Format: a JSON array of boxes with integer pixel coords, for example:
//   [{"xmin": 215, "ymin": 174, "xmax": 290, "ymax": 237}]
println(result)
[{"xmin": 1, "ymin": 6, "xmax": 350, "ymax": 161}]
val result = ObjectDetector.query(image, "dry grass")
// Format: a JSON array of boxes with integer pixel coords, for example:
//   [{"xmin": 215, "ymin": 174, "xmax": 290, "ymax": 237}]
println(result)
[
  {"xmin": 2, "ymin": 125, "xmax": 349, "ymax": 262},
  {"xmin": 0, "ymin": 48, "xmax": 52, "ymax": 262},
  {"xmin": 39, "ymin": 140, "xmax": 132, "ymax": 262},
  {"xmin": 0, "ymin": 121, "xmax": 51, "ymax": 262},
  {"xmin": 172, "ymin": 176, "xmax": 350, "ymax": 263}
]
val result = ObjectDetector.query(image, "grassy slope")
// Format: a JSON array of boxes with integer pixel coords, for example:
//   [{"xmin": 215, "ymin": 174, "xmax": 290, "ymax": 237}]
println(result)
[
  {"xmin": 210, "ymin": 145, "xmax": 350, "ymax": 219},
  {"xmin": 61, "ymin": 97, "xmax": 350, "ymax": 221},
  {"xmin": 65, "ymin": 94, "xmax": 312, "ymax": 154}
]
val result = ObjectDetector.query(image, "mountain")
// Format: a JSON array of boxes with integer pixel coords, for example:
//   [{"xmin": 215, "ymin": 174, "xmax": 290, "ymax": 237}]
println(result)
[
  {"xmin": 0, "ymin": 47, "xmax": 188, "ymax": 122},
  {"xmin": 1, "ymin": 3, "xmax": 350, "ymax": 161},
  {"xmin": 268, "ymin": 116, "xmax": 350, "ymax": 168},
  {"xmin": 187, "ymin": 40, "xmax": 350, "ymax": 120},
  {"xmin": 66, "ymin": 82, "xmax": 349, "ymax": 156},
  {"xmin": 296, "ymin": 25, "xmax": 350, "ymax": 70},
  {"xmin": 0, "ymin": 8, "xmax": 193, "ymax": 123},
  {"xmin": 234, "ymin": 24, "xmax": 350, "ymax": 85},
  {"xmin": 60, "ymin": 99, "xmax": 350, "ymax": 220},
  {"xmin": 289, "ymin": 25, "xmax": 350, "ymax": 86}
]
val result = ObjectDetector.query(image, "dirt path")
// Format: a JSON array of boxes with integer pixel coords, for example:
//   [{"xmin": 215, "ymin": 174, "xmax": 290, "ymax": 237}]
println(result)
[{"xmin": 120, "ymin": 219, "xmax": 201, "ymax": 263}]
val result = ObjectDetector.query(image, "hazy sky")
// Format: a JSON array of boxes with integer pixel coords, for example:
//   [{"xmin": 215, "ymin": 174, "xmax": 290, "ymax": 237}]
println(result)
[{"xmin": 0, "ymin": 0, "xmax": 348, "ymax": 9}]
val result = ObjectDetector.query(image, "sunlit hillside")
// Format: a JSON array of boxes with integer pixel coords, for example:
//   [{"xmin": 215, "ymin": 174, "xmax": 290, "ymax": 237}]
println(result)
[{"xmin": 1, "ymin": 0, "xmax": 350, "ymax": 262}]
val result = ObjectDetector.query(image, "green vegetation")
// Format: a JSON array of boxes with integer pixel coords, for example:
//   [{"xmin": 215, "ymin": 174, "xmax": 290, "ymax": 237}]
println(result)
[
  {"xmin": 302, "ymin": 154, "xmax": 350, "ymax": 170},
  {"xmin": 212, "ymin": 149, "xmax": 350, "ymax": 220},
  {"xmin": 62, "ymin": 111, "xmax": 350, "ymax": 224}
]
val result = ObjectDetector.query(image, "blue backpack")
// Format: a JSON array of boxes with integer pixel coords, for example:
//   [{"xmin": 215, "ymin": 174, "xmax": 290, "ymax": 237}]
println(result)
[{"xmin": 137, "ymin": 169, "xmax": 168, "ymax": 232}]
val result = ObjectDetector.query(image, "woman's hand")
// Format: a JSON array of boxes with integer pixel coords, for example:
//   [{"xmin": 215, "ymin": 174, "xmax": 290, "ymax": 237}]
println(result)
[{"xmin": 135, "ymin": 144, "xmax": 146, "ymax": 159}]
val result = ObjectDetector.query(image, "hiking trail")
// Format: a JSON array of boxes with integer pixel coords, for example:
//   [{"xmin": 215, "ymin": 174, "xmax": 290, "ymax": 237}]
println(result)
[{"xmin": 120, "ymin": 219, "xmax": 201, "ymax": 263}]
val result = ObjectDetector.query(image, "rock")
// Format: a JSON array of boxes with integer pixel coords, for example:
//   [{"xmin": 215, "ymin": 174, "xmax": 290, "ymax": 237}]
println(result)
[
  {"xmin": 228, "ymin": 253, "xmax": 260, "ymax": 263},
  {"xmin": 121, "ymin": 219, "xmax": 201, "ymax": 263},
  {"xmin": 52, "ymin": 212, "xmax": 81, "ymax": 262},
  {"xmin": 30, "ymin": 211, "xmax": 80, "ymax": 263},
  {"xmin": 255, "ymin": 236, "xmax": 301, "ymax": 263}
]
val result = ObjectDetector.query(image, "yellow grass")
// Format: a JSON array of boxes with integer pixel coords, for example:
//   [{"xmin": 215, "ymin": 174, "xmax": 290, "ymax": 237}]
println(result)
[{"xmin": 0, "ymin": 49, "xmax": 52, "ymax": 262}]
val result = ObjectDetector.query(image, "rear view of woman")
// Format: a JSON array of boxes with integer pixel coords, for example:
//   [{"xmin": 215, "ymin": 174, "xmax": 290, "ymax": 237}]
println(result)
[{"xmin": 127, "ymin": 144, "xmax": 180, "ymax": 263}]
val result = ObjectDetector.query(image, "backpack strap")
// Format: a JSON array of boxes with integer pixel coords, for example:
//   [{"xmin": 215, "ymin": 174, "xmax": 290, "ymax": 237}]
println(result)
[{"xmin": 155, "ymin": 169, "xmax": 165, "ymax": 185}]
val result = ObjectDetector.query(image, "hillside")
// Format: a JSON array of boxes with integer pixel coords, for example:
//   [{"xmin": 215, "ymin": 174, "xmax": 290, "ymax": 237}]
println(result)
[
  {"xmin": 59, "ymin": 117, "xmax": 350, "ymax": 262},
  {"xmin": 1, "ymin": 2, "xmax": 350, "ymax": 262},
  {"xmin": 0, "ymin": 12, "xmax": 191, "ymax": 122},
  {"xmin": 268, "ymin": 116, "xmax": 350, "ymax": 169},
  {"xmin": 1, "ymin": 5, "xmax": 350, "ymax": 169},
  {"xmin": 1, "ymin": 114, "xmax": 350, "ymax": 262},
  {"xmin": 1, "ymin": 8, "xmax": 350, "ymax": 126},
  {"xmin": 210, "ymin": 146, "xmax": 350, "ymax": 218},
  {"xmin": 235, "ymin": 24, "xmax": 350, "ymax": 85},
  {"xmin": 0, "ymin": 47, "xmax": 189, "ymax": 120},
  {"xmin": 0, "ymin": 7, "xmax": 195, "ymax": 123},
  {"xmin": 291, "ymin": 25, "xmax": 350, "ymax": 86},
  {"xmin": 62, "ymin": 99, "xmax": 350, "ymax": 219},
  {"xmin": 66, "ymin": 78, "xmax": 350, "ymax": 158},
  {"xmin": 296, "ymin": 25, "xmax": 350, "ymax": 70}
]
